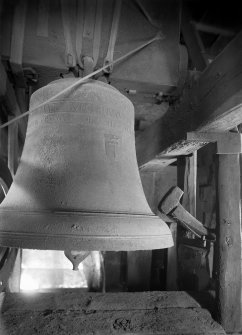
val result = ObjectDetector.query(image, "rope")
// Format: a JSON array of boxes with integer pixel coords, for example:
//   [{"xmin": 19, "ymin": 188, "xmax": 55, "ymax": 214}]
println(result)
[{"xmin": 0, "ymin": 32, "xmax": 163, "ymax": 129}]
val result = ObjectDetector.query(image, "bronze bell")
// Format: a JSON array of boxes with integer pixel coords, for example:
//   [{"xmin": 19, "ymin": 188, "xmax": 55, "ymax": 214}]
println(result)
[{"xmin": 0, "ymin": 79, "xmax": 173, "ymax": 251}]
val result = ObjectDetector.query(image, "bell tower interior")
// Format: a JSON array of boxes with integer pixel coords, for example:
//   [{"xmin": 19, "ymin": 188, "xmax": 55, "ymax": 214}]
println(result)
[{"xmin": 0, "ymin": 0, "xmax": 241, "ymax": 334}]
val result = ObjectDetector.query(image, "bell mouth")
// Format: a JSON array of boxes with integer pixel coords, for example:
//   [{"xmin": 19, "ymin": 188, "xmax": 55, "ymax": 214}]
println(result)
[{"xmin": 0, "ymin": 209, "xmax": 173, "ymax": 251}]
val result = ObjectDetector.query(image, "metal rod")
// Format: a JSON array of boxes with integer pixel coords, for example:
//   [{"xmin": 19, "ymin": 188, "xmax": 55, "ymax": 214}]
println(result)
[{"xmin": 0, "ymin": 32, "xmax": 163, "ymax": 129}]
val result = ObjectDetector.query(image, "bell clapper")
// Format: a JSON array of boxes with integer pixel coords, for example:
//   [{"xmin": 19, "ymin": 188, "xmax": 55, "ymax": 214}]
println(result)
[{"xmin": 64, "ymin": 250, "xmax": 90, "ymax": 271}]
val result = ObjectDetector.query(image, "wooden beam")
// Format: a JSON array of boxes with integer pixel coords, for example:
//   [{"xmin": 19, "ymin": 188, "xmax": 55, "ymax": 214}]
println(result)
[{"xmin": 136, "ymin": 31, "xmax": 242, "ymax": 170}]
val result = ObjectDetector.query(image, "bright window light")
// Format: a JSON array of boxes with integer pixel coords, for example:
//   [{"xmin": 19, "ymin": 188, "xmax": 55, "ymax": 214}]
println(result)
[{"xmin": 20, "ymin": 250, "xmax": 88, "ymax": 292}]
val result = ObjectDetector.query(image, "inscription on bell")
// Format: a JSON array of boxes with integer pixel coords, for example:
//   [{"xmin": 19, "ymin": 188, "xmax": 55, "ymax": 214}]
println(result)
[{"xmin": 104, "ymin": 134, "xmax": 121, "ymax": 161}]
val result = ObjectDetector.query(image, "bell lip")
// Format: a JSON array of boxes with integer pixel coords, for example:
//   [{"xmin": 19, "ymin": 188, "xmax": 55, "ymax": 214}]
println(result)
[
  {"xmin": 0, "ymin": 208, "xmax": 157, "ymax": 216},
  {"xmin": 0, "ymin": 209, "xmax": 173, "ymax": 251}
]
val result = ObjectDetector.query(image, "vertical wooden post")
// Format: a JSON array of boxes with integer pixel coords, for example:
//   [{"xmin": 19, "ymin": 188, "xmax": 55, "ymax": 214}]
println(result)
[
  {"xmin": 176, "ymin": 154, "xmax": 198, "ymax": 290},
  {"xmin": 183, "ymin": 152, "xmax": 197, "ymax": 216},
  {"xmin": 166, "ymin": 221, "xmax": 178, "ymax": 290},
  {"xmin": 187, "ymin": 131, "xmax": 242, "ymax": 331},
  {"xmin": 167, "ymin": 156, "xmax": 186, "ymax": 290},
  {"xmin": 215, "ymin": 153, "xmax": 242, "ymax": 333}
]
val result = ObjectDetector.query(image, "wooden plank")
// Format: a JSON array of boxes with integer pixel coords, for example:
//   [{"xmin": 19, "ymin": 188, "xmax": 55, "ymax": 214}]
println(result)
[
  {"xmin": 0, "ymin": 307, "xmax": 226, "ymax": 335},
  {"xmin": 136, "ymin": 31, "xmax": 242, "ymax": 169},
  {"xmin": 215, "ymin": 154, "xmax": 242, "ymax": 333}
]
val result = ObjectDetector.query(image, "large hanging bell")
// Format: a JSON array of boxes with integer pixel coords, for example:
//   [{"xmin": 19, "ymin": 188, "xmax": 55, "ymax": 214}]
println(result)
[{"xmin": 0, "ymin": 79, "xmax": 173, "ymax": 251}]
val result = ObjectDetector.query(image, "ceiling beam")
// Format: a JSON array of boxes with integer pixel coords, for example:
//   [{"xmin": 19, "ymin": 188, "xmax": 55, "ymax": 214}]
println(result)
[{"xmin": 136, "ymin": 31, "xmax": 242, "ymax": 170}]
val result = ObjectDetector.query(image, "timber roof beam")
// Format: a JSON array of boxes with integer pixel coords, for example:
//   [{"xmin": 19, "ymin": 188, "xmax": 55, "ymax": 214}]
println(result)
[{"xmin": 136, "ymin": 30, "xmax": 242, "ymax": 170}]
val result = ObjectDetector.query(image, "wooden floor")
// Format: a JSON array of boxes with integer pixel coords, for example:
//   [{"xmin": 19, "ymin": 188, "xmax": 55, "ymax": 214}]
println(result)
[{"xmin": 0, "ymin": 291, "xmax": 226, "ymax": 334}]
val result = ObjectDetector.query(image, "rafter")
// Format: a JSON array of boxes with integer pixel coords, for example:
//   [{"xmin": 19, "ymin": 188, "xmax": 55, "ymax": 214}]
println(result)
[{"xmin": 136, "ymin": 31, "xmax": 242, "ymax": 170}]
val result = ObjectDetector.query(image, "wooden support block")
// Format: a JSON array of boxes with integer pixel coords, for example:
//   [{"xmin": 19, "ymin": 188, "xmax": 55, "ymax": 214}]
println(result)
[
  {"xmin": 0, "ymin": 291, "xmax": 200, "ymax": 313},
  {"xmin": 0, "ymin": 291, "xmax": 226, "ymax": 334}
]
